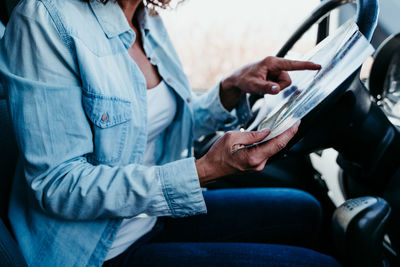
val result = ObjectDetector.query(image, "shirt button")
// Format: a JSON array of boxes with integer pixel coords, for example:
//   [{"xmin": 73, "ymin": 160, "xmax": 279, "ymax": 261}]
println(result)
[
  {"xmin": 152, "ymin": 57, "xmax": 158, "ymax": 64},
  {"xmin": 167, "ymin": 77, "xmax": 173, "ymax": 83},
  {"xmin": 101, "ymin": 113, "xmax": 109, "ymax": 122},
  {"xmin": 186, "ymin": 97, "xmax": 191, "ymax": 103}
]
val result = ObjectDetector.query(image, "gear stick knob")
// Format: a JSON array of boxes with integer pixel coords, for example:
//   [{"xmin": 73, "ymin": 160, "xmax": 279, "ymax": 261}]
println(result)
[{"xmin": 332, "ymin": 197, "xmax": 391, "ymax": 267}]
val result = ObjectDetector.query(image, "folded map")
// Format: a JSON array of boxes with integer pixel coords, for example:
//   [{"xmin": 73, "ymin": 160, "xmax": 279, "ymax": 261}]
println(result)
[{"xmin": 244, "ymin": 19, "xmax": 374, "ymax": 148}]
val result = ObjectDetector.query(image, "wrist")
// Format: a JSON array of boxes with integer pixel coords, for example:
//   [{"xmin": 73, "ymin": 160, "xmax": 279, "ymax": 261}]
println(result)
[
  {"xmin": 195, "ymin": 157, "xmax": 217, "ymax": 186},
  {"xmin": 221, "ymin": 76, "xmax": 236, "ymax": 92},
  {"xmin": 219, "ymin": 78, "xmax": 243, "ymax": 111}
]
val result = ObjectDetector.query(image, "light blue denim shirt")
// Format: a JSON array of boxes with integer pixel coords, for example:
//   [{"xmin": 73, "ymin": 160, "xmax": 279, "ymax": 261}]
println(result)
[
  {"xmin": 0, "ymin": 0, "xmax": 251, "ymax": 266},
  {"xmin": 0, "ymin": 22, "xmax": 4, "ymax": 38}
]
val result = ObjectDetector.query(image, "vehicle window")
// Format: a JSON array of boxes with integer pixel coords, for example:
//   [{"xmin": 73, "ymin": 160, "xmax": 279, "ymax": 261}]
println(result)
[{"xmin": 161, "ymin": 0, "xmax": 321, "ymax": 90}]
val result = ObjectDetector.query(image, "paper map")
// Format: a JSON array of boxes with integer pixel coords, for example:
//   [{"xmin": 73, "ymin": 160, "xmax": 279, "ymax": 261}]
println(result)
[{"xmin": 244, "ymin": 19, "xmax": 375, "ymax": 148}]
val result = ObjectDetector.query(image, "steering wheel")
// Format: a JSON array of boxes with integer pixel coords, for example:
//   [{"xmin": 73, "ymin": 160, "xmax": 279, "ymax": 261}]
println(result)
[{"xmin": 257, "ymin": 0, "xmax": 380, "ymax": 157}]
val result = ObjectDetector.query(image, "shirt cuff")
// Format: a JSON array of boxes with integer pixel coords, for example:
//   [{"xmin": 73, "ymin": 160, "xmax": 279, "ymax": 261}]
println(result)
[
  {"xmin": 157, "ymin": 157, "xmax": 207, "ymax": 217},
  {"xmin": 206, "ymin": 83, "xmax": 253, "ymax": 130}
]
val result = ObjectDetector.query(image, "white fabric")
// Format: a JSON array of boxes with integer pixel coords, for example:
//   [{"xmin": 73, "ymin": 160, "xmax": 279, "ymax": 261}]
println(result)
[
  {"xmin": 105, "ymin": 81, "xmax": 177, "ymax": 260},
  {"xmin": 143, "ymin": 81, "xmax": 177, "ymax": 166}
]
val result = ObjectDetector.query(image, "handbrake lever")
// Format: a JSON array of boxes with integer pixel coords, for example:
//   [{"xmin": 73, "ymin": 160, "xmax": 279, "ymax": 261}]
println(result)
[{"xmin": 332, "ymin": 197, "xmax": 391, "ymax": 267}]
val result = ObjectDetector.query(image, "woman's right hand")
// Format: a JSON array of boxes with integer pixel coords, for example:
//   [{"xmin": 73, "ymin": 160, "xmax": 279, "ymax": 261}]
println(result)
[{"xmin": 195, "ymin": 122, "xmax": 300, "ymax": 186}]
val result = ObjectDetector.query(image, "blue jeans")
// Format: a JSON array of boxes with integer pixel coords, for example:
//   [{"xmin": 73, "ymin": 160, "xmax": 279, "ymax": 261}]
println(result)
[{"xmin": 104, "ymin": 188, "xmax": 340, "ymax": 266}]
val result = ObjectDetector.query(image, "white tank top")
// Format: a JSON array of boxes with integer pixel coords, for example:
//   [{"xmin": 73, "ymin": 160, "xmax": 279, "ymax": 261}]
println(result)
[{"xmin": 105, "ymin": 81, "xmax": 177, "ymax": 260}]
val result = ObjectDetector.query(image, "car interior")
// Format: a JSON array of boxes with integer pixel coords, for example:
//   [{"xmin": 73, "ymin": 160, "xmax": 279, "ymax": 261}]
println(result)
[{"xmin": 1, "ymin": 0, "xmax": 400, "ymax": 266}]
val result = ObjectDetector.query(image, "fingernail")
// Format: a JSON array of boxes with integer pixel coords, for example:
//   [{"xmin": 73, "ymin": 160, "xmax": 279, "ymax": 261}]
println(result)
[
  {"xmin": 271, "ymin": 85, "xmax": 279, "ymax": 93},
  {"xmin": 295, "ymin": 120, "xmax": 301, "ymax": 127}
]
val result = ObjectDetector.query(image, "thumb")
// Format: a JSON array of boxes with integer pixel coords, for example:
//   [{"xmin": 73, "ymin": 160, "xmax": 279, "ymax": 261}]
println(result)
[
  {"xmin": 231, "ymin": 129, "xmax": 270, "ymax": 151},
  {"xmin": 264, "ymin": 82, "xmax": 280, "ymax": 95}
]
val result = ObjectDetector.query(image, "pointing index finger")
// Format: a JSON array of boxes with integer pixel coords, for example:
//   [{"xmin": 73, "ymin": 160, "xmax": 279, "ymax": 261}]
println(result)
[{"xmin": 276, "ymin": 58, "xmax": 321, "ymax": 71}]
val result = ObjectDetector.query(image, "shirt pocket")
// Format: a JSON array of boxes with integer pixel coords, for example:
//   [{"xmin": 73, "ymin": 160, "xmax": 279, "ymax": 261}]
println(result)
[{"xmin": 82, "ymin": 91, "xmax": 132, "ymax": 164}]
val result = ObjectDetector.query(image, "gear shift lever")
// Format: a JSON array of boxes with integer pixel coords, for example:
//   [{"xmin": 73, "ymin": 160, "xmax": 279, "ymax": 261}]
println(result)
[{"xmin": 332, "ymin": 197, "xmax": 391, "ymax": 267}]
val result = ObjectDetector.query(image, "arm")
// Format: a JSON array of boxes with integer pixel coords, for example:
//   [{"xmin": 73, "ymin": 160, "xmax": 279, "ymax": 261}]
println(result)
[
  {"xmin": 0, "ymin": 1, "xmax": 206, "ymax": 220},
  {"xmin": 190, "ymin": 57, "xmax": 320, "ymax": 139},
  {"xmin": 193, "ymin": 57, "xmax": 321, "ymax": 185},
  {"xmin": 191, "ymin": 84, "xmax": 252, "ymax": 139}
]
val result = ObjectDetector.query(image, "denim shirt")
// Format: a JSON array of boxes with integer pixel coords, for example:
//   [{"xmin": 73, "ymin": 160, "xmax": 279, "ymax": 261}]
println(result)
[
  {"xmin": 0, "ymin": 22, "xmax": 4, "ymax": 38},
  {"xmin": 0, "ymin": 0, "xmax": 252, "ymax": 266}
]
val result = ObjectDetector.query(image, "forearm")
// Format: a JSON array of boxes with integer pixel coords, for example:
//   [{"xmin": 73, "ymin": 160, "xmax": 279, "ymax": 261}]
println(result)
[{"xmin": 29, "ymin": 157, "xmax": 206, "ymax": 220}]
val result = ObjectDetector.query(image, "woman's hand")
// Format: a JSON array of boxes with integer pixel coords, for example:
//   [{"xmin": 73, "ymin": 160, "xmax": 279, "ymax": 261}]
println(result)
[
  {"xmin": 195, "ymin": 121, "xmax": 300, "ymax": 186},
  {"xmin": 220, "ymin": 57, "xmax": 321, "ymax": 110}
]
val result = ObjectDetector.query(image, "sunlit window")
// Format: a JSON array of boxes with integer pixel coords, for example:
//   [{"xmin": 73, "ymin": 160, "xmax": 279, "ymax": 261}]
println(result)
[{"xmin": 161, "ymin": 0, "xmax": 321, "ymax": 90}]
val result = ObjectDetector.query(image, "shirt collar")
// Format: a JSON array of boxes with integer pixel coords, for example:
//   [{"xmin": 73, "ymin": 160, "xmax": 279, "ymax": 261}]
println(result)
[
  {"xmin": 136, "ymin": 5, "xmax": 152, "ymax": 36},
  {"xmin": 89, "ymin": 0, "xmax": 132, "ymax": 39}
]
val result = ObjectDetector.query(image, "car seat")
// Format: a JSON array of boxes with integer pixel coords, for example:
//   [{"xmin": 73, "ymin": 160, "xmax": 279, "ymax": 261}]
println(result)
[{"xmin": 0, "ymin": 3, "xmax": 28, "ymax": 264}]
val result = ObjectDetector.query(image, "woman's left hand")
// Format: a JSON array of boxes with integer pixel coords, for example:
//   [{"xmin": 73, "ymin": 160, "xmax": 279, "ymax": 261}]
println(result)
[{"xmin": 220, "ymin": 56, "xmax": 321, "ymax": 110}]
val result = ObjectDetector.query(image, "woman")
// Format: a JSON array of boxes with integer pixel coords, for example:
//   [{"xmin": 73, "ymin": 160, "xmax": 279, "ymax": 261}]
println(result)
[{"xmin": 0, "ymin": 0, "xmax": 339, "ymax": 266}]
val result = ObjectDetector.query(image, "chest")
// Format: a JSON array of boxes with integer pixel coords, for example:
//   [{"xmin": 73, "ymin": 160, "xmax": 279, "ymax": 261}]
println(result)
[
  {"xmin": 128, "ymin": 41, "xmax": 161, "ymax": 89},
  {"xmin": 72, "ymin": 34, "xmax": 192, "ymax": 165}
]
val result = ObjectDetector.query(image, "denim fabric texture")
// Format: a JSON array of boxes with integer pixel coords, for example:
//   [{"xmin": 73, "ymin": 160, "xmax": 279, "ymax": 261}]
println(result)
[
  {"xmin": 0, "ymin": 22, "xmax": 4, "ymax": 38},
  {"xmin": 104, "ymin": 188, "xmax": 341, "ymax": 267},
  {"xmin": 0, "ymin": 0, "xmax": 252, "ymax": 266},
  {"xmin": 0, "ymin": 21, "xmax": 4, "ymax": 97}
]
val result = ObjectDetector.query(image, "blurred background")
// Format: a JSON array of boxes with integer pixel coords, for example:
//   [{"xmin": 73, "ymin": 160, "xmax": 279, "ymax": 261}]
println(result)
[{"xmin": 160, "ymin": 0, "xmax": 322, "ymax": 90}]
